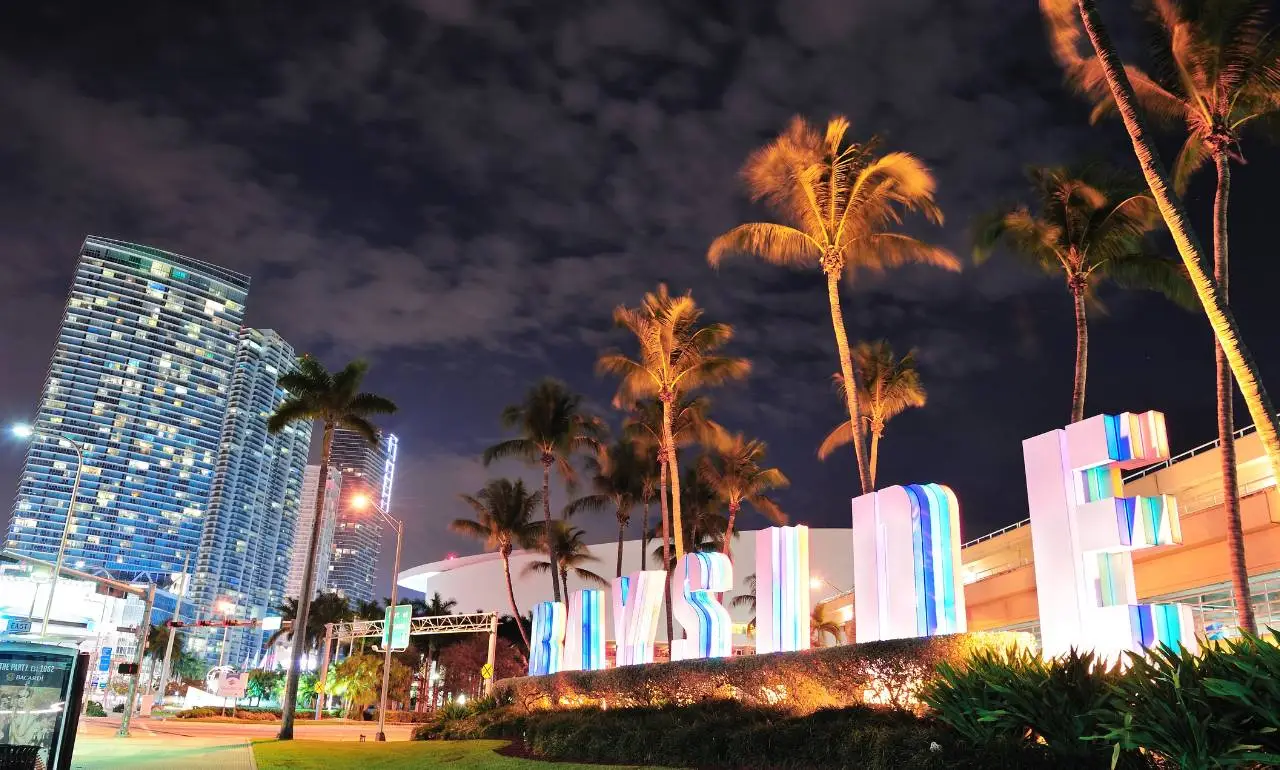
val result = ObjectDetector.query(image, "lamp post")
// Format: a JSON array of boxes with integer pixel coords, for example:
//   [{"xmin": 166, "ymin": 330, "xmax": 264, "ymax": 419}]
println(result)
[
  {"xmin": 351, "ymin": 494, "xmax": 404, "ymax": 743},
  {"xmin": 12, "ymin": 423, "xmax": 86, "ymax": 639}
]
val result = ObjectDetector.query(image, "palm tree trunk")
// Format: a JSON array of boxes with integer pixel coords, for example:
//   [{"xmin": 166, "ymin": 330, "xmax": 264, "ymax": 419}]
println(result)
[
  {"xmin": 660, "ymin": 396, "xmax": 686, "ymax": 560},
  {"xmin": 1071, "ymin": 282, "xmax": 1088, "ymax": 424},
  {"xmin": 501, "ymin": 548, "xmax": 529, "ymax": 648},
  {"xmin": 869, "ymin": 429, "xmax": 882, "ymax": 490},
  {"xmin": 721, "ymin": 502, "xmax": 738, "ymax": 556},
  {"xmin": 278, "ymin": 422, "xmax": 333, "ymax": 741},
  {"xmin": 1213, "ymin": 151, "xmax": 1256, "ymax": 635},
  {"xmin": 560, "ymin": 567, "xmax": 569, "ymax": 601},
  {"xmin": 616, "ymin": 510, "xmax": 626, "ymax": 579},
  {"xmin": 640, "ymin": 499, "xmax": 650, "ymax": 571},
  {"xmin": 1072, "ymin": 0, "xmax": 1280, "ymax": 487},
  {"xmin": 825, "ymin": 271, "xmax": 872, "ymax": 494},
  {"xmin": 542, "ymin": 460, "xmax": 561, "ymax": 603},
  {"xmin": 659, "ymin": 458, "xmax": 673, "ymax": 645}
]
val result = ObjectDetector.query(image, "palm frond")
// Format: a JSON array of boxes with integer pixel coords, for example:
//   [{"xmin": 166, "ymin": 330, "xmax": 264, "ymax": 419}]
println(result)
[
  {"xmin": 482, "ymin": 438, "xmax": 538, "ymax": 466},
  {"xmin": 707, "ymin": 222, "xmax": 821, "ymax": 269},
  {"xmin": 817, "ymin": 420, "xmax": 855, "ymax": 461},
  {"xmin": 267, "ymin": 397, "xmax": 317, "ymax": 434}
]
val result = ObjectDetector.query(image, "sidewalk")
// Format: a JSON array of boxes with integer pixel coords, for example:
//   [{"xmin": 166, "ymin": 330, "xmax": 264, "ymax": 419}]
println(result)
[{"xmin": 70, "ymin": 719, "xmax": 256, "ymax": 770}]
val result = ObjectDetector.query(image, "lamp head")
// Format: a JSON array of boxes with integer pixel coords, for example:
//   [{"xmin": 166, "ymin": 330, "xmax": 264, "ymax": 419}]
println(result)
[
  {"xmin": 11, "ymin": 424, "xmax": 33, "ymax": 439},
  {"xmin": 810, "ymin": 577, "xmax": 823, "ymax": 590},
  {"xmin": 351, "ymin": 493, "xmax": 370, "ymax": 511}
]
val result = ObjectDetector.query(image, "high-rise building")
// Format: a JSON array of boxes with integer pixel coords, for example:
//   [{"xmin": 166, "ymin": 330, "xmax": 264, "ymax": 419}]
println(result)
[
  {"xmin": 8, "ymin": 236, "xmax": 248, "ymax": 583},
  {"xmin": 192, "ymin": 329, "xmax": 311, "ymax": 665},
  {"xmin": 285, "ymin": 465, "xmax": 341, "ymax": 599},
  {"xmin": 326, "ymin": 429, "xmax": 398, "ymax": 603}
]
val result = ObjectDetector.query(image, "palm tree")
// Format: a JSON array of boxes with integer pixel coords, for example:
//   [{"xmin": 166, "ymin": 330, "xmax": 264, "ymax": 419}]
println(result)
[
  {"xmin": 810, "ymin": 606, "xmax": 843, "ymax": 648},
  {"xmin": 268, "ymin": 592, "xmax": 353, "ymax": 650},
  {"xmin": 623, "ymin": 397, "xmax": 727, "ymax": 582},
  {"xmin": 974, "ymin": 166, "xmax": 1191, "ymax": 423},
  {"xmin": 1041, "ymin": 1, "xmax": 1280, "ymax": 571},
  {"xmin": 819, "ymin": 342, "xmax": 928, "ymax": 487},
  {"xmin": 600, "ymin": 285, "xmax": 749, "ymax": 562},
  {"xmin": 731, "ymin": 573, "xmax": 758, "ymax": 622},
  {"xmin": 624, "ymin": 396, "xmax": 728, "ymax": 642},
  {"xmin": 1045, "ymin": 0, "xmax": 1280, "ymax": 635},
  {"xmin": 523, "ymin": 522, "xmax": 608, "ymax": 600},
  {"xmin": 483, "ymin": 379, "xmax": 606, "ymax": 603},
  {"xmin": 698, "ymin": 435, "xmax": 789, "ymax": 554},
  {"xmin": 636, "ymin": 449, "xmax": 661, "ymax": 572},
  {"xmin": 421, "ymin": 593, "xmax": 457, "ymax": 617},
  {"xmin": 266, "ymin": 356, "xmax": 396, "ymax": 741},
  {"xmin": 565, "ymin": 440, "xmax": 645, "ymax": 578},
  {"xmin": 451, "ymin": 479, "xmax": 543, "ymax": 648},
  {"xmin": 708, "ymin": 116, "xmax": 958, "ymax": 494}
]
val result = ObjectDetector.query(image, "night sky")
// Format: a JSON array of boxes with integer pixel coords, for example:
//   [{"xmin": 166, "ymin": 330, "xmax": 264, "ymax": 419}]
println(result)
[{"xmin": 2, "ymin": 1, "xmax": 1278, "ymax": 600}]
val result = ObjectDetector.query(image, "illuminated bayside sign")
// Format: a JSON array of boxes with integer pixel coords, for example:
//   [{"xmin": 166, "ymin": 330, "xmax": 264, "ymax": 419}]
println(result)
[
  {"xmin": 671, "ymin": 551, "xmax": 733, "ymax": 661},
  {"xmin": 851, "ymin": 484, "xmax": 965, "ymax": 643},
  {"xmin": 755, "ymin": 525, "xmax": 810, "ymax": 654},
  {"xmin": 612, "ymin": 570, "xmax": 667, "ymax": 666},
  {"xmin": 1023, "ymin": 411, "xmax": 1197, "ymax": 660}
]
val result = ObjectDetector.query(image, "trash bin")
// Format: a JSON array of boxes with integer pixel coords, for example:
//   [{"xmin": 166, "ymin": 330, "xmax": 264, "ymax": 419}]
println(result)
[{"xmin": 0, "ymin": 745, "xmax": 40, "ymax": 770}]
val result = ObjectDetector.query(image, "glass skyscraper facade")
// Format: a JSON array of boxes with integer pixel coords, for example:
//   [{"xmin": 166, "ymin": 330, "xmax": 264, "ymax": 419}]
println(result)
[
  {"xmin": 8, "ymin": 237, "xmax": 247, "ymax": 583},
  {"xmin": 193, "ymin": 328, "xmax": 311, "ymax": 666},
  {"xmin": 326, "ymin": 429, "xmax": 398, "ymax": 603}
]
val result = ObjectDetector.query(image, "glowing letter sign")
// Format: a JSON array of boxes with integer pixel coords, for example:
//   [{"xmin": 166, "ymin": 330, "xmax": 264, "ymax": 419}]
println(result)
[
  {"xmin": 671, "ymin": 551, "xmax": 733, "ymax": 661},
  {"xmin": 564, "ymin": 589, "xmax": 606, "ymax": 672},
  {"xmin": 527, "ymin": 601, "xmax": 566, "ymax": 676},
  {"xmin": 611, "ymin": 570, "xmax": 666, "ymax": 666},
  {"xmin": 851, "ymin": 484, "xmax": 965, "ymax": 643},
  {"xmin": 1024, "ymin": 411, "xmax": 1197, "ymax": 660},
  {"xmin": 755, "ymin": 525, "xmax": 811, "ymax": 654}
]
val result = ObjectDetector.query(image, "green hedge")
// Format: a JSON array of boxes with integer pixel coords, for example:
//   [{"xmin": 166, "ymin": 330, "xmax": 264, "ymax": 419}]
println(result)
[
  {"xmin": 416, "ymin": 700, "xmax": 1063, "ymax": 769},
  {"xmin": 495, "ymin": 631, "xmax": 1030, "ymax": 715}
]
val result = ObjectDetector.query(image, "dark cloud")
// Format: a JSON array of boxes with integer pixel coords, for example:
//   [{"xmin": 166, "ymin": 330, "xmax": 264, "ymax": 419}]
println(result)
[{"xmin": 2, "ymin": 0, "xmax": 1273, "ymax": 597}]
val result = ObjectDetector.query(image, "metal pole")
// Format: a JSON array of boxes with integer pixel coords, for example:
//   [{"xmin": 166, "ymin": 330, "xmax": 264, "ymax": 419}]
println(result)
[
  {"xmin": 314, "ymin": 623, "xmax": 333, "ymax": 719},
  {"xmin": 118, "ymin": 584, "xmax": 154, "ymax": 737},
  {"xmin": 218, "ymin": 621, "xmax": 231, "ymax": 716},
  {"xmin": 40, "ymin": 434, "xmax": 84, "ymax": 639},
  {"xmin": 156, "ymin": 554, "xmax": 190, "ymax": 705},
  {"xmin": 484, "ymin": 613, "xmax": 498, "ymax": 698},
  {"xmin": 375, "ymin": 516, "xmax": 402, "ymax": 742}
]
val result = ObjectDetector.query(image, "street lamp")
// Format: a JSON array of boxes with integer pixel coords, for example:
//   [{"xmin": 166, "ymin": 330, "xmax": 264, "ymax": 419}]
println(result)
[
  {"xmin": 350, "ymin": 493, "xmax": 404, "ymax": 743},
  {"xmin": 12, "ymin": 423, "xmax": 86, "ymax": 639}
]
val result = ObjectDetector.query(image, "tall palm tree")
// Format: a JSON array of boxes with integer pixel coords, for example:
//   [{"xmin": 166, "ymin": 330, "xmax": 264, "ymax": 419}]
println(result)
[
  {"xmin": 600, "ymin": 285, "xmax": 749, "ymax": 561},
  {"xmin": 1041, "ymin": 2, "xmax": 1280, "ymax": 587},
  {"xmin": 451, "ymin": 478, "xmax": 543, "ymax": 648},
  {"xmin": 1046, "ymin": 0, "xmax": 1280, "ymax": 635},
  {"xmin": 267, "ymin": 356, "xmax": 396, "ymax": 740},
  {"xmin": 523, "ymin": 522, "xmax": 608, "ymax": 600},
  {"xmin": 565, "ymin": 440, "xmax": 645, "ymax": 578},
  {"xmin": 421, "ymin": 593, "xmax": 457, "ymax": 617},
  {"xmin": 974, "ymin": 166, "xmax": 1191, "ymax": 424},
  {"xmin": 819, "ymin": 342, "xmax": 929, "ymax": 487},
  {"xmin": 623, "ymin": 397, "xmax": 727, "ymax": 583},
  {"xmin": 636, "ymin": 449, "xmax": 661, "ymax": 572},
  {"xmin": 708, "ymin": 116, "xmax": 959, "ymax": 494},
  {"xmin": 483, "ymin": 379, "xmax": 606, "ymax": 604},
  {"xmin": 698, "ymin": 435, "xmax": 789, "ymax": 554}
]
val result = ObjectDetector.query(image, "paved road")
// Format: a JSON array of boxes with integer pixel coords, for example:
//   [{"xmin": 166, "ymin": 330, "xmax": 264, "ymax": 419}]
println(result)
[{"xmin": 70, "ymin": 716, "xmax": 416, "ymax": 769}]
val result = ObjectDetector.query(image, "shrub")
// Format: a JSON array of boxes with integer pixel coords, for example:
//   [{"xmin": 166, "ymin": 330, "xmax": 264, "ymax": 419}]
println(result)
[
  {"xmin": 111, "ymin": 703, "xmax": 124, "ymax": 713},
  {"xmin": 495, "ymin": 631, "xmax": 1030, "ymax": 716},
  {"xmin": 419, "ymin": 700, "xmax": 1060, "ymax": 769},
  {"xmin": 85, "ymin": 701, "xmax": 106, "ymax": 717},
  {"xmin": 1101, "ymin": 639, "xmax": 1280, "ymax": 769},
  {"xmin": 923, "ymin": 647, "xmax": 1149, "ymax": 767},
  {"xmin": 175, "ymin": 707, "xmax": 219, "ymax": 719}
]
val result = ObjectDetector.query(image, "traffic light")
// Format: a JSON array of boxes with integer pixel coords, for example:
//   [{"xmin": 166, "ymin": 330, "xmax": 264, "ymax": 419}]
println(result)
[
  {"xmin": 117, "ymin": 662, "xmax": 139, "ymax": 675},
  {"xmin": 164, "ymin": 620, "xmax": 186, "ymax": 628}
]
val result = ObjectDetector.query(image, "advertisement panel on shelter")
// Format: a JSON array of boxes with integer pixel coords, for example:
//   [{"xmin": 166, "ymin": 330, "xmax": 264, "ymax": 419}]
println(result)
[{"xmin": 0, "ymin": 641, "xmax": 81, "ymax": 770}]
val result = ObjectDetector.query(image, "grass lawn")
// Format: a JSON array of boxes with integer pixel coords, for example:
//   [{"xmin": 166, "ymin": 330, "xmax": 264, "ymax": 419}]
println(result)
[{"xmin": 251, "ymin": 739, "xmax": 678, "ymax": 769}]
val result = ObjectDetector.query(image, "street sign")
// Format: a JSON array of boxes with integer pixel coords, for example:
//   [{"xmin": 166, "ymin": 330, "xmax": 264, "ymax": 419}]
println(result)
[
  {"xmin": 480, "ymin": 663, "xmax": 494, "ymax": 680},
  {"xmin": 0, "ymin": 618, "xmax": 32, "ymax": 635},
  {"xmin": 383, "ymin": 604, "xmax": 411, "ymax": 651},
  {"xmin": 98, "ymin": 648, "xmax": 112, "ymax": 672}
]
